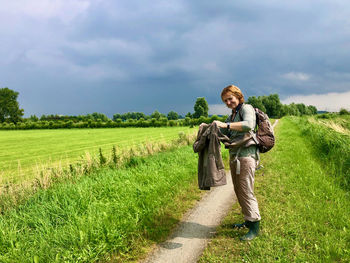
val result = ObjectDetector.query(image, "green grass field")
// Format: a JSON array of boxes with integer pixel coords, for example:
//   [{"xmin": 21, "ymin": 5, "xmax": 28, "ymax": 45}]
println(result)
[
  {"xmin": 2, "ymin": 116, "xmax": 349, "ymax": 262},
  {"xmin": 0, "ymin": 146, "xmax": 203, "ymax": 262},
  {"xmin": 0, "ymin": 127, "xmax": 195, "ymax": 184},
  {"xmin": 199, "ymin": 117, "xmax": 350, "ymax": 262}
]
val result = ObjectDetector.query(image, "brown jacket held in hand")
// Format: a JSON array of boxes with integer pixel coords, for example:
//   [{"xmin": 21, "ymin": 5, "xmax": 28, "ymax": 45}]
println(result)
[
  {"xmin": 193, "ymin": 122, "xmax": 256, "ymax": 190},
  {"xmin": 193, "ymin": 122, "xmax": 228, "ymax": 190}
]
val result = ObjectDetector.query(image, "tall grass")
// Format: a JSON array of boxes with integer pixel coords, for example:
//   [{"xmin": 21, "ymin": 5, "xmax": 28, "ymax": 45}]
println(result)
[
  {"xmin": 0, "ymin": 144, "xmax": 203, "ymax": 262},
  {"xmin": 295, "ymin": 116, "xmax": 350, "ymax": 189},
  {"xmin": 315, "ymin": 113, "xmax": 350, "ymax": 130}
]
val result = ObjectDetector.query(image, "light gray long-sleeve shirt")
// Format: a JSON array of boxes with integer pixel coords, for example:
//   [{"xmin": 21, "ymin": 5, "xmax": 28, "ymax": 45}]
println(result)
[{"xmin": 222, "ymin": 104, "xmax": 259, "ymax": 159}]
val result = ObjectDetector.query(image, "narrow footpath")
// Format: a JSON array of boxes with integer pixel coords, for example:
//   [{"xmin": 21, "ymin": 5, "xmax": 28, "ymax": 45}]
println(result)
[
  {"xmin": 143, "ymin": 120, "xmax": 279, "ymax": 263},
  {"xmin": 142, "ymin": 172, "xmax": 235, "ymax": 263}
]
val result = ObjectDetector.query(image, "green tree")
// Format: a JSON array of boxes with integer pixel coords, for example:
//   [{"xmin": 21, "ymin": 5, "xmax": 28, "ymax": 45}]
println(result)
[
  {"xmin": 339, "ymin": 108, "xmax": 350, "ymax": 115},
  {"xmin": 296, "ymin": 103, "xmax": 307, "ymax": 115},
  {"xmin": 185, "ymin": 112, "xmax": 192, "ymax": 119},
  {"xmin": 29, "ymin": 115, "xmax": 39, "ymax": 122},
  {"xmin": 167, "ymin": 111, "xmax": 179, "ymax": 120},
  {"xmin": 0, "ymin": 87, "xmax": 24, "ymax": 123},
  {"xmin": 151, "ymin": 110, "xmax": 161, "ymax": 120},
  {"xmin": 193, "ymin": 97, "xmax": 209, "ymax": 118},
  {"xmin": 247, "ymin": 96, "xmax": 266, "ymax": 112},
  {"xmin": 307, "ymin": 105, "xmax": 318, "ymax": 115},
  {"xmin": 286, "ymin": 103, "xmax": 300, "ymax": 116},
  {"xmin": 261, "ymin": 94, "xmax": 283, "ymax": 118},
  {"xmin": 113, "ymin": 113, "xmax": 122, "ymax": 121},
  {"xmin": 90, "ymin": 112, "xmax": 109, "ymax": 122}
]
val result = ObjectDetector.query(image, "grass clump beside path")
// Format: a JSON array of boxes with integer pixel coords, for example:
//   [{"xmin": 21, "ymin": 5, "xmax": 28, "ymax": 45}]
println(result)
[
  {"xmin": 0, "ymin": 146, "xmax": 202, "ymax": 263},
  {"xmin": 199, "ymin": 117, "xmax": 350, "ymax": 262}
]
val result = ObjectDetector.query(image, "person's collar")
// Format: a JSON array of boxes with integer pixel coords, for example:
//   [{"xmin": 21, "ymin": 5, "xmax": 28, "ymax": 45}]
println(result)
[{"xmin": 232, "ymin": 103, "xmax": 243, "ymax": 114}]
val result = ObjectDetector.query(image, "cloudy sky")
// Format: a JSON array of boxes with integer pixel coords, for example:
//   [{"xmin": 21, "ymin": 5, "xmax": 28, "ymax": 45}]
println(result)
[{"xmin": 1, "ymin": 0, "xmax": 349, "ymax": 117}]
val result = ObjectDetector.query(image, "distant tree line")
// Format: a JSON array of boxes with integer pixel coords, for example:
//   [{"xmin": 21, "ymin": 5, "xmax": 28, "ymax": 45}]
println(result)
[
  {"xmin": 247, "ymin": 94, "xmax": 318, "ymax": 118},
  {"xmin": 112, "ymin": 110, "xmax": 180, "ymax": 121},
  {"xmin": 0, "ymin": 87, "xmax": 321, "ymax": 130}
]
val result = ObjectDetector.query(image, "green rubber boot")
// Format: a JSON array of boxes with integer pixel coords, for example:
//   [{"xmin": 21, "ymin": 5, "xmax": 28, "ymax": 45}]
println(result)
[
  {"xmin": 240, "ymin": 221, "xmax": 260, "ymax": 241},
  {"xmin": 233, "ymin": 221, "xmax": 249, "ymax": 229}
]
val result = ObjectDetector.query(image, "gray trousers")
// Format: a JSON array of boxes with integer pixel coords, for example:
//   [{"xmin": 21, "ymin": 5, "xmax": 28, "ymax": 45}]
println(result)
[{"xmin": 230, "ymin": 157, "xmax": 261, "ymax": 222}]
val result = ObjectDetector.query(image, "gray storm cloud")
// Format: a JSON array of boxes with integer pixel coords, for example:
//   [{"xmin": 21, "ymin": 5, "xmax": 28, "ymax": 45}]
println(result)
[{"xmin": 1, "ymin": 0, "xmax": 349, "ymax": 116}]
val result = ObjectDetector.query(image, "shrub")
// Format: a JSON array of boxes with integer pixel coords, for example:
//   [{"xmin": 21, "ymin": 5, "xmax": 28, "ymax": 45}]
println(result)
[
  {"xmin": 168, "ymin": 120, "xmax": 177, "ymax": 127},
  {"xmin": 339, "ymin": 108, "xmax": 350, "ymax": 115}
]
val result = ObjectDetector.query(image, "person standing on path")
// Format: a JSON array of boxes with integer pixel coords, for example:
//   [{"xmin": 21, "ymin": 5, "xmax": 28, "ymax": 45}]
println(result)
[{"xmin": 212, "ymin": 84, "xmax": 261, "ymax": 241}]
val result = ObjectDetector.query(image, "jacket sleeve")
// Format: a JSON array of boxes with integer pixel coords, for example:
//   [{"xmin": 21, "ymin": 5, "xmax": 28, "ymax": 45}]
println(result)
[
  {"xmin": 193, "ymin": 124, "xmax": 208, "ymax": 153},
  {"xmin": 240, "ymin": 105, "xmax": 256, "ymax": 131}
]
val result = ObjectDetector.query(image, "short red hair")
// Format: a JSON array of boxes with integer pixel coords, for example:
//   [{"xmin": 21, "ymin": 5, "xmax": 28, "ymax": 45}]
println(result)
[{"xmin": 221, "ymin": 85, "xmax": 245, "ymax": 104}]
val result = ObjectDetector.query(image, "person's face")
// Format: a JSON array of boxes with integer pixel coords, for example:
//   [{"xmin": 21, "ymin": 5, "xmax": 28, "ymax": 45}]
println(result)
[{"xmin": 222, "ymin": 93, "xmax": 240, "ymax": 110}]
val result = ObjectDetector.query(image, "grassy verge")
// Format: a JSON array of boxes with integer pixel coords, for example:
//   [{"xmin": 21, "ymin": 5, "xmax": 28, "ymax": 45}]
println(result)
[
  {"xmin": 199, "ymin": 117, "xmax": 350, "ymax": 262},
  {"xmin": 0, "ymin": 145, "xmax": 203, "ymax": 262},
  {"xmin": 299, "ymin": 116, "xmax": 350, "ymax": 189}
]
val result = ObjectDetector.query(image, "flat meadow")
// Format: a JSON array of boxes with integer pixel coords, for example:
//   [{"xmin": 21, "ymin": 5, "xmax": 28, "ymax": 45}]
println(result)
[{"xmin": 0, "ymin": 126, "xmax": 196, "ymax": 184}]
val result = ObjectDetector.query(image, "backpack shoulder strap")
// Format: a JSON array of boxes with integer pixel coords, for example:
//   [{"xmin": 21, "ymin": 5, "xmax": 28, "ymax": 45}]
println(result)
[{"xmin": 238, "ymin": 103, "xmax": 245, "ymax": 121}]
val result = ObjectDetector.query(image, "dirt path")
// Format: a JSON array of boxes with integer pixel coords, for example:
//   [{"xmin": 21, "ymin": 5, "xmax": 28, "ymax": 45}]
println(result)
[
  {"xmin": 142, "ymin": 172, "xmax": 235, "ymax": 263},
  {"xmin": 143, "ymin": 119, "xmax": 279, "ymax": 263}
]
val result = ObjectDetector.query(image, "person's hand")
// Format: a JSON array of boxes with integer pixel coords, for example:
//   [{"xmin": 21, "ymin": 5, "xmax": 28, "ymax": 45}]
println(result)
[{"xmin": 213, "ymin": 120, "xmax": 226, "ymax": 128}]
